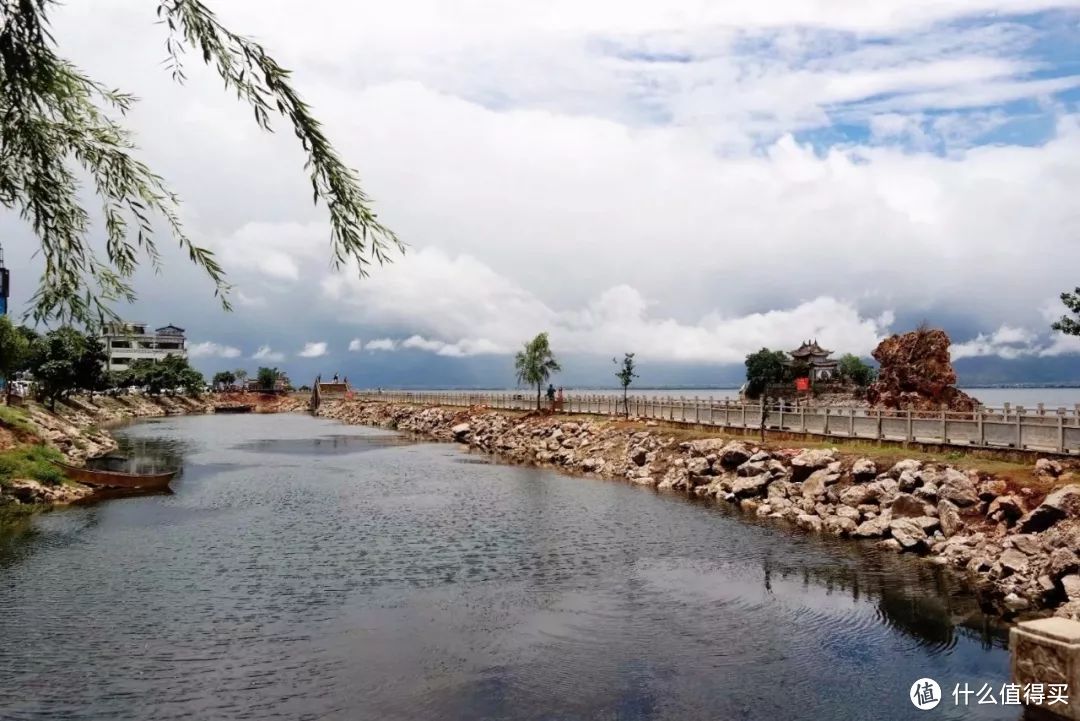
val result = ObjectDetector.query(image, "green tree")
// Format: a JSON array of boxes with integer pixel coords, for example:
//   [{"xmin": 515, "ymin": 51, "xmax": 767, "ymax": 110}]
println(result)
[
  {"xmin": 234, "ymin": 368, "xmax": 249, "ymax": 388},
  {"xmin": 613, "ymin": 352, "xmax": 638, "ymax": 418},
  {"xmin": 256, "ymin": 366, "xmax": 280, "ymax": 390},
  {"xmin": 1052, "ymin": 288, "xmax": 1080, "ymax": 336},
  {"xmin": 2, "ymin": 0, "xmax": 403, "ymax": 326},
  {"xmin": 744, "ymin": 348, "xmax": 787, "ymax": 400},
  {"xmin": 27, "ymin": 327, "xmax": 86, "ymax": 408},
  {"xmin": 73, "ymin": 336, "xmax": 107, "ymax": 392},
  {"xmin": 837, "ymin": 353, "xmax": 875, "ymax": 387},
  {"xmin": 212, "ymin": 370, "xmax": 236, "ymax": 389},
  {"xmin": 514, "ymin": 332, "xmax": 561, "ymax": 410},
  {"xmin": 0, "ymin": 316, "xmax": 32, "ymax": 402}
]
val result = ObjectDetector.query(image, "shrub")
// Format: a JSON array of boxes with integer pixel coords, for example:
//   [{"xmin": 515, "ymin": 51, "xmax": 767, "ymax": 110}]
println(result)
[{"xmin": 0, "ymin": 445, "xmax": 66, "ymax": 486}]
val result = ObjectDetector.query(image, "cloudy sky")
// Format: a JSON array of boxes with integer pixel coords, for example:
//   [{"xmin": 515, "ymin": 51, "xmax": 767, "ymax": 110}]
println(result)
[{"xmin": 4, "ymin": 0, "xmax": 1080, "ymax": 386}]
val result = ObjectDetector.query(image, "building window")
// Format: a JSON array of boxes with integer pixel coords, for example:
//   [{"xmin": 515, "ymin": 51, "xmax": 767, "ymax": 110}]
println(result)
[{"xmin": 111, "ymin": 340, "xmax": 131, "ymax": 349}]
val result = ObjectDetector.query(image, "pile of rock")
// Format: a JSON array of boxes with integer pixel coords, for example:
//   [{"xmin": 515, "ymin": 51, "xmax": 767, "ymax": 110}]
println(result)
[
  {"xmin": 0, "ymin": 478, "xmax": 93, "ymax": 506},
  {"xmin": 318, "ymin": 399, "xmax": 1080, "ymax": 620}
]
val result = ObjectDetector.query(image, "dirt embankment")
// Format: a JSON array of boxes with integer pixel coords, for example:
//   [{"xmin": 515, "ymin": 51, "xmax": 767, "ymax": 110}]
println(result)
[
  {"xmin": 0, "ymin": 392, "xmax": 309, "ymax": 508},
  {"xmin": 317, "ymin": 399, "xmax": 1080, "ymax": 622}
]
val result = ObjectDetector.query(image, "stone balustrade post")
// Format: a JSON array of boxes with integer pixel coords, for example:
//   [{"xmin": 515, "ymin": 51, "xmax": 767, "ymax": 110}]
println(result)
[
  {"xmin": 1017, "ymin": 406, "xmax": 1025, "ymax": 449},
  {"xmin": 1010, "ymin": 617, "xmax": 1080, "ymax": 720}
]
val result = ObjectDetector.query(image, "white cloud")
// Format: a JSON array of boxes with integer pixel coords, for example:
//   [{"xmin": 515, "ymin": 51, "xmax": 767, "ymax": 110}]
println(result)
[
  {"xmin": 298, "ymin": 341, "xmax": 328, "ymax": 358},
  {"xmin": 252, "ymin": 345, "xmax": 286, "ymax": 362},
  {"xmin": 951, "ymin": 324, "xmax": 1080, "ymax": 359},
  {"xmin": 401, "ymin": 334, "xmax": 504, "ymax": 357},
  {"xmin": 325, "ymin": 248, "xmax": 894, "ymax": 362},
  {"xmin": 348, "ymin": 338, "xmax": 363, "ymax": 351},
  {"xmin": 236, "ymin": 290, "xmax": 267, "ymax": 308},
  {"xmin": 365, "ymin": 339, "xmax": 398, "ymax": 352},
  {"xmin": 188, "ymin": 341, "xmax": 242, "ymax": 359},
  {"xmin": 2, "ymin": 0, "xmax": 1074, "ymax": 383}
]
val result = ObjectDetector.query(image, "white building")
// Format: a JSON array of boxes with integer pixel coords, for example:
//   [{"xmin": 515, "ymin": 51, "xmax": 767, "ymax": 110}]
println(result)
[{"xmin": 100, "ymin": 322, "xmax": 187, "ymax": 372}]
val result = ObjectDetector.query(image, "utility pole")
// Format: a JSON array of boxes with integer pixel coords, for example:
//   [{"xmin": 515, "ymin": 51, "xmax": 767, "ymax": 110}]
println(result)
[{"xmin": 0, "ymin": 243, "xmax": 9, "ymax": 317}]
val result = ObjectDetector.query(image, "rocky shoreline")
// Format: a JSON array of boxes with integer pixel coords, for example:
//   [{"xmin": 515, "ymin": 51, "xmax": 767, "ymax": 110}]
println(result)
[
  {"xmin": 317, "ymin": 399, "xmax": 1080, "ymax": 621},
  {"xmin": 0, "ymin": 393, "xmax": 308, "ymax": 508}
]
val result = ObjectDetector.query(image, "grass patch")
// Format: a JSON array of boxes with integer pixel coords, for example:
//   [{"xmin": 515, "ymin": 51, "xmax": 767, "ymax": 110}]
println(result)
[
  {"xmin": 0, "ymin": 405, "xmax": 35, "ymax": 436},
  {"xmin": 0, "ymin": 445, "xmax": 66, "ymax": 487}
]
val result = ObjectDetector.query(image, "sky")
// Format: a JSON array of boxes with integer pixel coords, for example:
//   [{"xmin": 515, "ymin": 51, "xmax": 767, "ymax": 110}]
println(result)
[{"xmin": 4, "ymin": 0, "xmax": 1080, "ymax": 387}]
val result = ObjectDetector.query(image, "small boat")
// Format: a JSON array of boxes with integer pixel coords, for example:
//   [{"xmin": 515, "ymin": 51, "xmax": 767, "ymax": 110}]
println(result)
[
  {"xmin": 59, "ymin": 462, "xmax": 177, "ymax": 491},
  {"xmin": 215, "ymin": 403, "xmax": 254, "ymax": 414}
]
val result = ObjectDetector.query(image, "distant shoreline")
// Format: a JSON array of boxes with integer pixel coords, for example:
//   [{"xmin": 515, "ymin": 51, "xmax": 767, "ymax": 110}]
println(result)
[{"xmin": 356, "ymin": 384, "xmax": 1080, "ymax": 391}]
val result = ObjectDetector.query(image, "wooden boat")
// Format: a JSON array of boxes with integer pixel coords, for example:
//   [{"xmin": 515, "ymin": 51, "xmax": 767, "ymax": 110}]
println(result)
[
  {"xmin": 59, "ymin": 462, "xmax": 177, "ymax": 491},
  {"xmin": 215, "ymin": 403, "xmax": 254, "ymax": 414}
]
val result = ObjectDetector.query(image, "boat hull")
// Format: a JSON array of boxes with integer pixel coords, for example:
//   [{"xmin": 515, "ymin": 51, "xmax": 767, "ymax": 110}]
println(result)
[{"xmin": 59, "ymin": 463, "xmax": 177, "ymax": 491}]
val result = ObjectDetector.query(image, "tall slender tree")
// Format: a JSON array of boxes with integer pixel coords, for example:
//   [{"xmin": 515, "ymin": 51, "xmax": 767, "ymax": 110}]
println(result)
[
  {"xmin": 613, "ymin": 352, "xmax": 638, "ymax": 418},
  {"xmin": 514, "ymin": 332, "xmax": 561, "ymax": 410},
  {"xmin": 1, "ymin": 0, "xmax": 403, "ymax": 326}
]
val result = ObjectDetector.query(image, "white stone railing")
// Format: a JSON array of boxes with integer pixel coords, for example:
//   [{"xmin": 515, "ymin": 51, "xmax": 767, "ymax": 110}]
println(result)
[{"xmin": 349, "ymin": 390, "xmax": 1080, "ymax": 455}]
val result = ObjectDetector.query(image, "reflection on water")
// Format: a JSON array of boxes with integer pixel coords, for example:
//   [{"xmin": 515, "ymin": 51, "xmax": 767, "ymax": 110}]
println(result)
[{"xmin": 0, "ymin": 414, "xmax": 1017, "ymax": 721}]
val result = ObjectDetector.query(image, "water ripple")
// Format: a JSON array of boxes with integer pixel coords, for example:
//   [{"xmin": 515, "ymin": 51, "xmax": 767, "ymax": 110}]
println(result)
[{"xmin": 0, "ymin": 414, "xmax": 1012, "ymax": 721}]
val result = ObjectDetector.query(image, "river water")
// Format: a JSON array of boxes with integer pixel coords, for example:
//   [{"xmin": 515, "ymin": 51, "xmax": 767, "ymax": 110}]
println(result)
[{"xmin": 0, "ymin": 414, "xmax": 1021, "ymax": 720}]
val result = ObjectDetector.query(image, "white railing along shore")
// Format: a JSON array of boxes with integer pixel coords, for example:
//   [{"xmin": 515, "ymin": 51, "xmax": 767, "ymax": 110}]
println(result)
[{"xmin": 346, "ymin": 390, "xmax": 1080, "ymax": 455}]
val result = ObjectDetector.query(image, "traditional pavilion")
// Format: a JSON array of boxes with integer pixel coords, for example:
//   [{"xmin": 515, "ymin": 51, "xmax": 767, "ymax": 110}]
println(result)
[{"xmin": 787, "ymin": 340, "xmax": 839, "ymax": 382}]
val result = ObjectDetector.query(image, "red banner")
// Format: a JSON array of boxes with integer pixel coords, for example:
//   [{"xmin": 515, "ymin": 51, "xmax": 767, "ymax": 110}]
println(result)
[{"xmin": 795, "ymin": 377, "xmax": 810, "ymax": 392}]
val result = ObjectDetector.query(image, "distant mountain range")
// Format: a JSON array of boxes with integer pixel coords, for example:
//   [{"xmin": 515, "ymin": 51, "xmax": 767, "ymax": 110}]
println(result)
[{"xmin": 952, "ymin": 356, "xmax": 1080, "ymax": 386}]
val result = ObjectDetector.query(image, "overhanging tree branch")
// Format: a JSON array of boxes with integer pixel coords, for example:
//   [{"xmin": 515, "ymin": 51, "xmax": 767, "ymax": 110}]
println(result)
[{"xmin": 0, "ymin": 0, "xmax": 401, "ymax": 327}]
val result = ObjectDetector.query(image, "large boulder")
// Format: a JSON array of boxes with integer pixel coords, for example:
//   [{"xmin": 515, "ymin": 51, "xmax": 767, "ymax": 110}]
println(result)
[
  {"xmin": 839, "ymin": 484, "xmax": 873, "ymax": 508},
  {"xmin": 732, "ymin": 474, "xmax": 770, "ymax": 498},
  {"xmin": 851, "ymin": 459, "xmax": 877, "ymax": 481},
  {"xmin": 790, "ymin": 449, "xmax": 836, "ymax": 482},
  {"xmin": 716, "ymin": 442, "xmax": 752, "ymax": 468},
  {"xmin": 891, "ymin": 493, "xmax": 932, "ymax": 518},
  {"xmin": 801, "ymin": 468, "xmax": 840, "ymax": 499},
  {"xmin": 1035, "ymin": 458, "xmax": 1063, "ymax": 478},
  {"xmin": 998, "ymin": 548, "xmax": 1029, "ymax": 576},
  {"xmin": 864, "ymin": 478, "xmax": 900, "ymax": 505},
  {"xmin": 888, "ymin": 459, "xmax": 922, "ymax": 478},
  {"xmin": 450, "ymin": 422, "xmax": 471, "ymax": 441},
  {"xmin": 937, "ymin": 500, "xmax": 964, "ymax": 537},
  {"xmin": 988, "ymin": 495, "xmax": 1025, "ymax": 524},
  {"xmin": 1017, "ymin": 484, "xmax": 1080, "ymax": 533},
  {"xmin": 737, "ymin": 460, "xmax": 768, "ymax": 477},
  {"xmin": 938, "ymin": 469, "xmax": 979, "ymax": 507},
  {"xmin": 686, "ymin": 457, "xmax": 710, "ymax": 476},
  {"xmin": 864, "ymin": 328, "xmax": 979, "ymax": 412},
  {"xmin": 853, "ymin": 512, "xmax": 893, "ymax": 538},
  {"xmin": 824, "ymin": 515, "xmax": 858, "ymax": 536},
  {"xmin": 889, "ymin": 518, "xmax": 929, "ymax": 551},
  {"xmin": 687, "ymin": 438, "xmax": 729, "ymax": 457}
]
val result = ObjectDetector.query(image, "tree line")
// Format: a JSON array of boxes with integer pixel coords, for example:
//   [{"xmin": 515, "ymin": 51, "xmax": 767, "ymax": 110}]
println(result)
[
  {"xmin": 0, "ymin": 316, "xmax": 204, "ymax": 408},
  {"xmin": 210, "ymin": 367, "xmax": 291, "ymax": 392},
  {"xmin": 743, "ymin": 348, "xmax": 875, "ymax": 399},
  {"xmin": 512, "ymin": 332, "xmax": 878, "ymax": 412}
]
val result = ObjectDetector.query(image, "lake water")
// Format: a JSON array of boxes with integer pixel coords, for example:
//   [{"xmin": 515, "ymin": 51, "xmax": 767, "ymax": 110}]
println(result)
[{"xmin": 0, "ymin": 414, "xmax": 1019, "ymax": 720}]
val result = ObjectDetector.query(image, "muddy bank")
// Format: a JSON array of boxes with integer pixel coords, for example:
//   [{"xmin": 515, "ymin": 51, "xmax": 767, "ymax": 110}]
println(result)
[
  {"xmin": 317, "ymin": 399, "xmax": 1080, "ymax": 622},
  {"xmin": 0, "ymin": 393, "xmax": 309, "ymax": 509}
]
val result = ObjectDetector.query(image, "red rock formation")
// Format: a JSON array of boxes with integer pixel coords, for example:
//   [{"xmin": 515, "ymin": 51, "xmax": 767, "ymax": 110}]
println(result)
[{"xmin": 865, "ymin": 328, "xmax": 979, "ymax": 412}]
